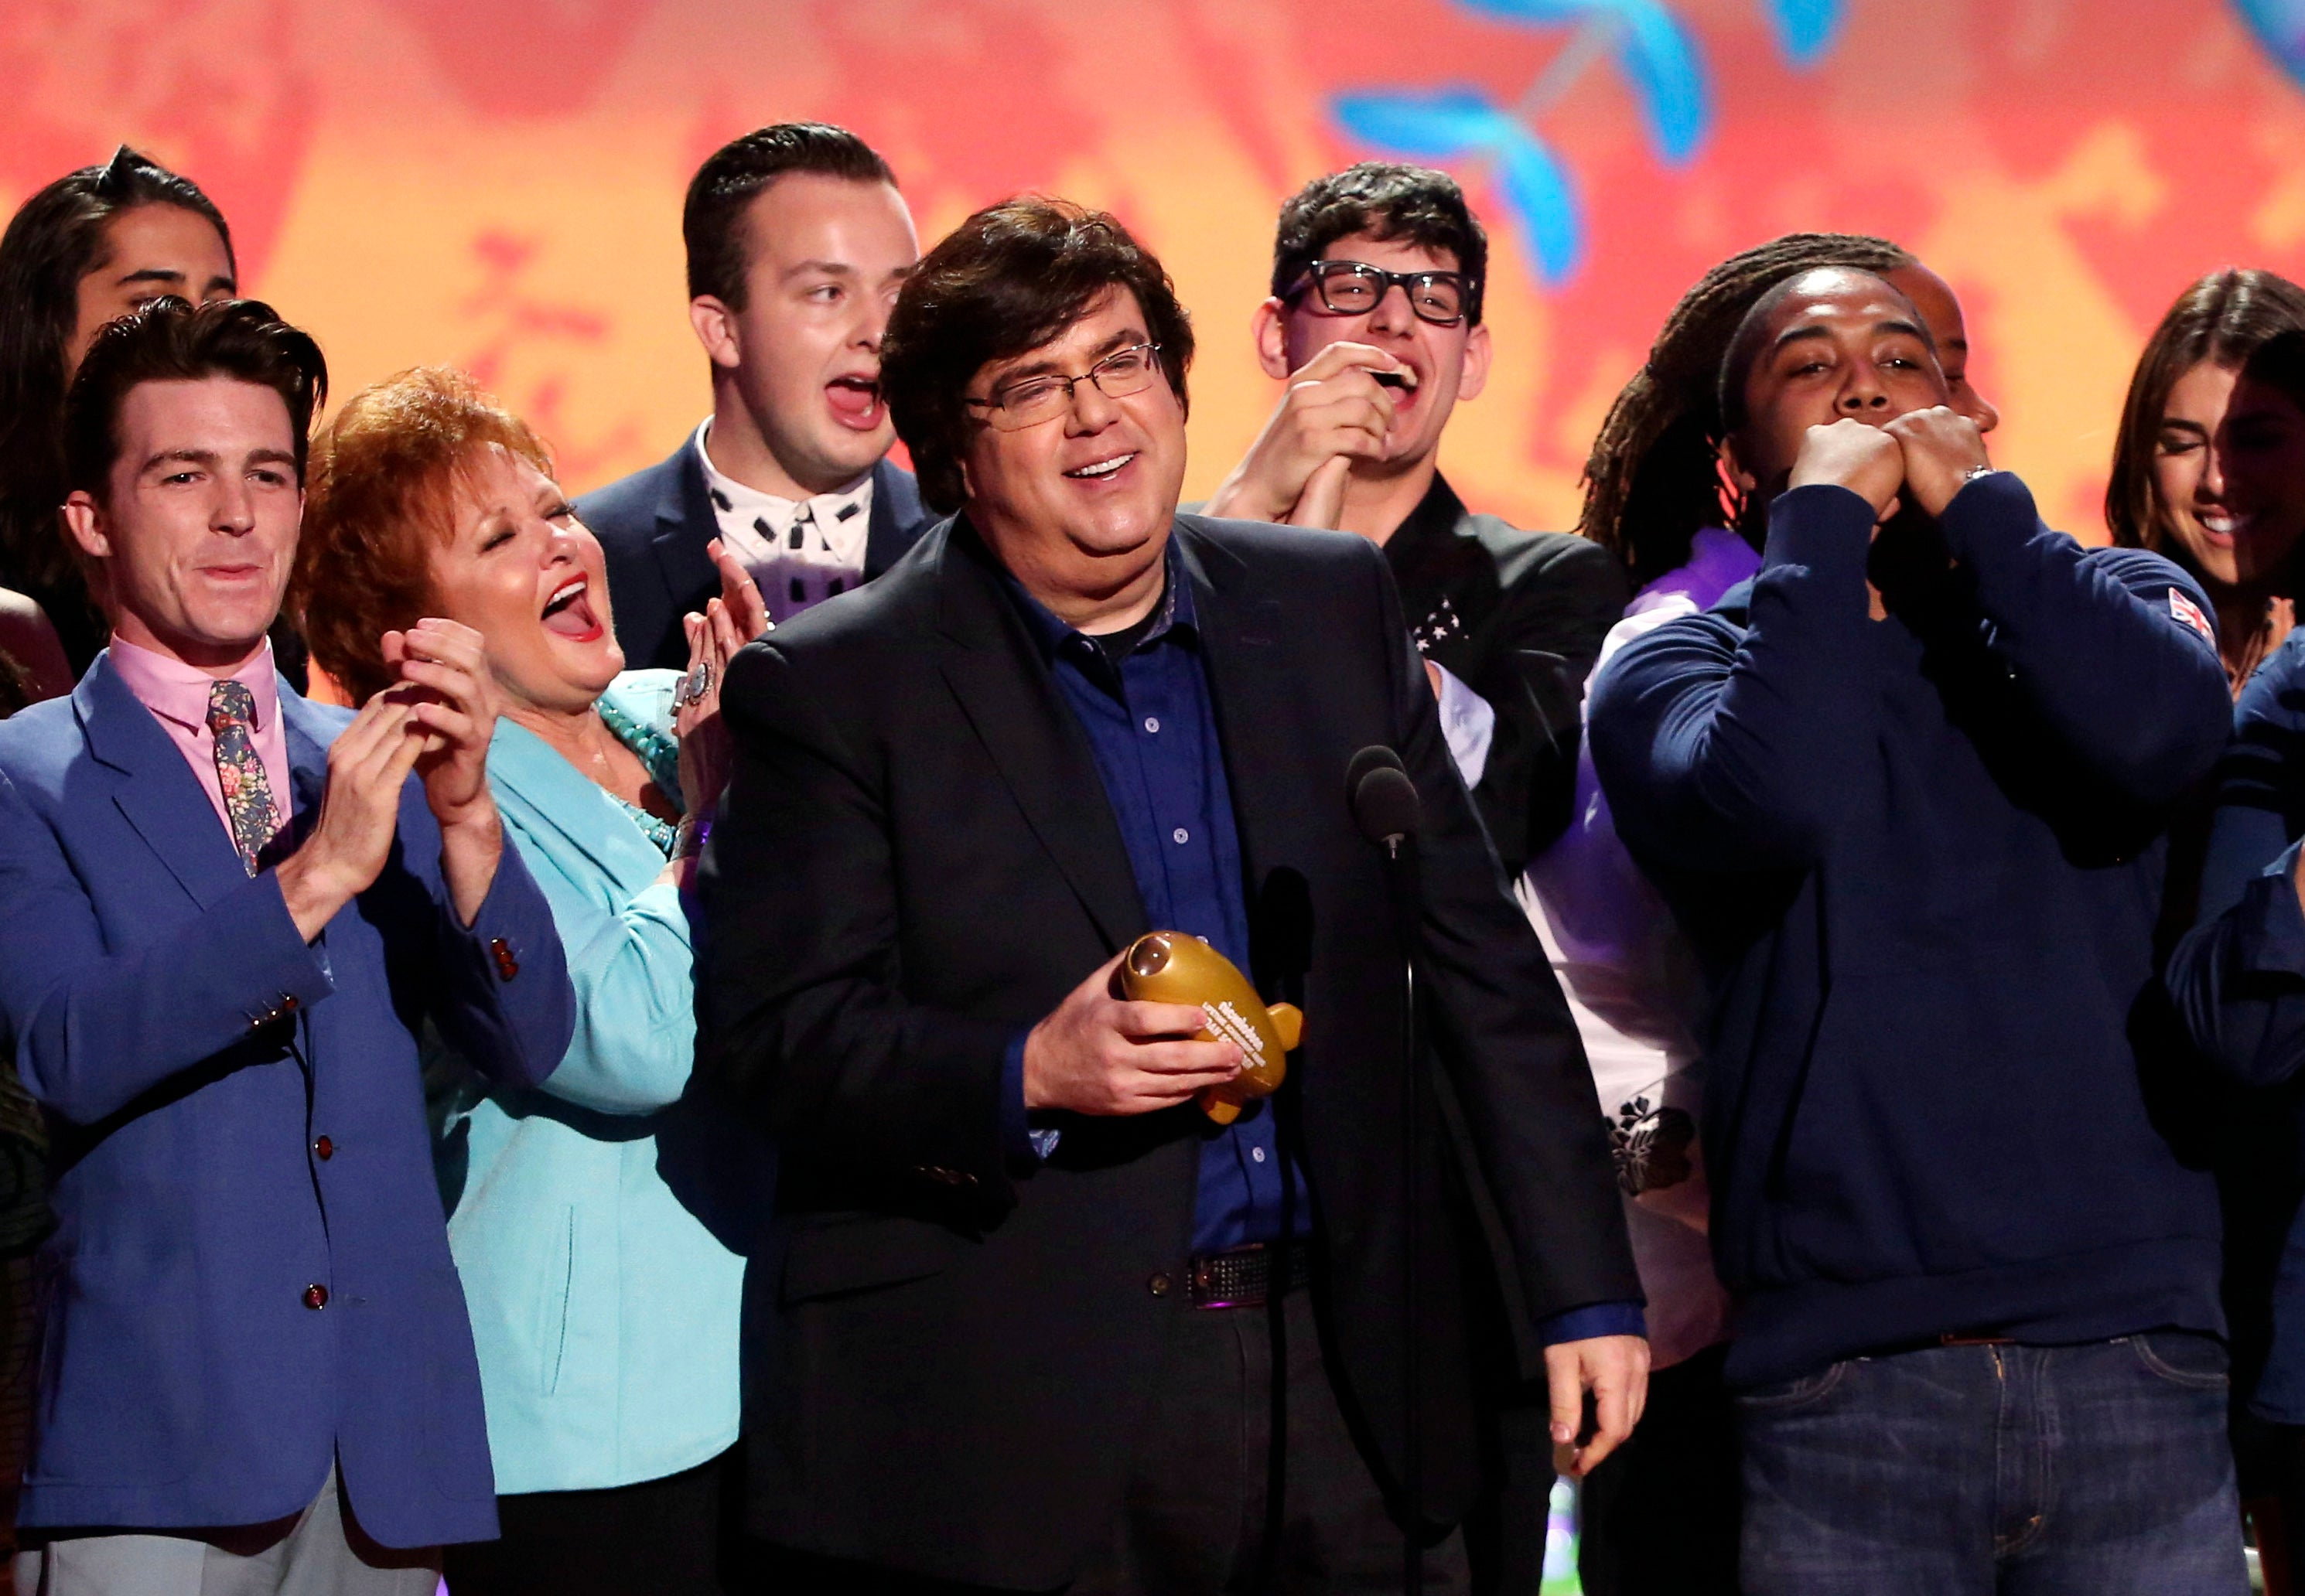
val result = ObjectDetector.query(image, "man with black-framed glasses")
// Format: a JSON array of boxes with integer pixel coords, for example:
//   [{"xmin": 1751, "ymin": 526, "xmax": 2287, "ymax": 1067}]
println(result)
[
  {"xmin": 1207, "ymin": 162, "xmax": 1624, "ymax": 879},
  {"xmin": 1207, "ymin": 162, "xmax": 1639, "ymax": 1593}
]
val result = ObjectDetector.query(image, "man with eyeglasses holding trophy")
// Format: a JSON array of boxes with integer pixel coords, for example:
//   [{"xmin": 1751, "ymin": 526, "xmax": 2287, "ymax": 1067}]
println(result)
[{"xmin": 699, "ymin": 193, "xmax": 1640, "ymax": 1592}]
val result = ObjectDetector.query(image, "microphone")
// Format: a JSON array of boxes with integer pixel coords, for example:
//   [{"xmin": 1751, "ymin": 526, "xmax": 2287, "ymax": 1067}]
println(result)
[
  {"xmin": 1346, "ymin": 743, "xmax": 1404, "ymax": 802},
  {"xmin": 1349, "ymin": 746, "xmax": 1422, "ymax": 855}
]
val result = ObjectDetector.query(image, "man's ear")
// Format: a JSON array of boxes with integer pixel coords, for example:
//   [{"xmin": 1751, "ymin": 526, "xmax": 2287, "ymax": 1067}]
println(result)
[
  {"xmin": 1252, "ymin": 299, "xmax": 1294, "ymax": 381},
  {"xmin": 1719, "ymin": 431, "xmax": 1760, "ymax": 496},
  {"xmin": 1456, "ymin": 321, "xmax": 1494, "ymax": 404},
  {"xmin": 61, "ymin": 490, "xmax": 110, "ymax": 561},
  {"xmin": 689, "ymin": 297, "xmax": 743, "ymax": 371}
]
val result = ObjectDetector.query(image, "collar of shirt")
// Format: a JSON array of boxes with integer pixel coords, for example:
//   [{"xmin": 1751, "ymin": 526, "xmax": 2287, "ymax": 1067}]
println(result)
[
  {"xmin": 108, "ymin": 633, "xmax": 290, "ymax": 840},
  {"xmin": 692, "ymin": 418, "xmax": 876, "ymax": 573},
  {"xmin": 1380, "ymin": 471, "xmax": 1468, "ymax": 573},
  {"xmin": 994, "ymin": 530, "xmax": 1197, "ymax": 697}
]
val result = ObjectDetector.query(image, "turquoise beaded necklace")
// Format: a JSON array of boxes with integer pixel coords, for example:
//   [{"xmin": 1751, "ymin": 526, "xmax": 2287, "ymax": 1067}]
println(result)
[{"xmin": 595, "ymin": 698, "xmax": 681, "ymax": 858}]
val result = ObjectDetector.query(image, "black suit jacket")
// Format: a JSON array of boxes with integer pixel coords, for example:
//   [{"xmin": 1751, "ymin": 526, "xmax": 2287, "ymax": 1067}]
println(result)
[
  {"xmin": 699, "ymin": 514, "xmax": 1635, "ymax": 1587},
  {"xmin": 1386, "ymin": 474, "xmax": 1628, "ymax": 877},
  {"xmin": 576, "ymin": 436, "xmax": 932, "ymax": 670}
]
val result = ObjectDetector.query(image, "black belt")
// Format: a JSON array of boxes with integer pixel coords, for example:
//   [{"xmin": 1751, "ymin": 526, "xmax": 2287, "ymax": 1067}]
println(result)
[{"xmin": 1184, "ymin": 1243, "xmax": 1311, "ymax": 1310}]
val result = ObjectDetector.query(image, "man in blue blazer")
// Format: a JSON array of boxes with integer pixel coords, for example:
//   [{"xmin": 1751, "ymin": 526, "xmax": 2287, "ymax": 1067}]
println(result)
[
  {"xmin": 0, "ymin": 298, "xmax": 574, "ymax": 1592},
  {"xmin": 578, "ymin": 123, "xmax": 934, "ymax": 669}
]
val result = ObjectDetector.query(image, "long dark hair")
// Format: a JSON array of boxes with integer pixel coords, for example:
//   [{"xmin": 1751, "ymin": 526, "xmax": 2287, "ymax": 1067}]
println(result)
[
  {"xmin": 2106, "ymin": 268, "xmax": 2305, "ymax": 554},
  {"xmin": 0, "ymin": 146, "xmax": 234, "ymax": 664}
]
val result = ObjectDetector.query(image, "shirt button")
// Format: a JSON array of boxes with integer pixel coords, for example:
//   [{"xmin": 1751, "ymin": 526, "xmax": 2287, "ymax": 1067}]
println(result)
[
  {"xmin": 1252, "ymin": 1145, "xmax": 1267, "ymax": 1164},
  {"xmin": 1143, "ymin": 717, "xmax": 1160, "ymax": 734},
  {"xmin": 1172, "ymin": 827, "xmax": 1189, "ymax": 845},
  {"xmin": 1148, "ymin": 1273, "xmax": 1173, "ymax": 1298},
  {"xmin": 313, "ymin": 1136, "xmax": 333, "ymax": 1161},
  {"xmin": 302, "ymin": 1284, "xmax": 329, "ymax": 1311}
]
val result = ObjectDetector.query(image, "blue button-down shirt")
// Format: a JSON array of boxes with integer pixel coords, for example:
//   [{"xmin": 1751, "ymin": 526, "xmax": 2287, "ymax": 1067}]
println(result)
[
  {"xmin": 998, "ymin": 538, "xmax": 1641, "ymax": 1342},
  {"xmin": 999, "ymin": 544, "xmax": 1310, "ymax": 1253}
]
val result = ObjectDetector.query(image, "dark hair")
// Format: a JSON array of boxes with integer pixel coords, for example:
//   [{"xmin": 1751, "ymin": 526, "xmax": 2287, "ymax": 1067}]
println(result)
[
  {"xmin": 298, "ymin": 367, "xmax": 552, "ymax": 704},
  {"xmin": 0, "ymin": 147, "xmax": 235, "ymax": 647},
  {"xmin": 1716, "ymin": 265, "xmax": 1929, "ymax": 436},
  {"xmin": 2242, "ymin": 326, "xmax": 2305, "ymax": 414},
  {"xmin": 683, "ymin": 123, "xmax": 897, "ymax": 309},
  {"xmin": 1271, "ymin": 162, "xmax": 1487, "ymax": 326},
  {"xmin": 2106, "ymin": 268, "xmax": 2305, "ymax": 552},
  {"xmin": 1578, "ymin": 232, "xmax": 1914, "ymax": 588},
  {"xmin": 881, "ymin": 196, "xmax": 1194, "ymax": 515},
  {"xmin": 64, "ymin": 297, "xmax": 326, "ymax": 500}
]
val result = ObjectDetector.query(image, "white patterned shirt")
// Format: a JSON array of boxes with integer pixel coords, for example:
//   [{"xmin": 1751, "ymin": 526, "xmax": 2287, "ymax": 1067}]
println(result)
[{"xmin": 692, "ymin": 419, "xmax": 876, "ymax": 624}]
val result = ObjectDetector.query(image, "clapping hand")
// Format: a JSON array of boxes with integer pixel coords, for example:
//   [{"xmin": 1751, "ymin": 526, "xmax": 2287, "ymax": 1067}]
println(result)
[
  {"xmin": 382, "ymin": 619, "xmax": 500, "ymax": 832},
  {"xmin": 382, "ymin": 617, "xmax": 504, "ymax": 925},
  {"xmin": 665, "ymin": 541, "xmax": 765, "ymax": 878}
]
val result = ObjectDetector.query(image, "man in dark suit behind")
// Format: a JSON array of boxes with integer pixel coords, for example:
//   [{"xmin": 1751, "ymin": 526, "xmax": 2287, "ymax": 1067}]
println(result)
[
  {"xmin": 578, "ymin": 123, "xmax": 934, "ymax": 669},
  {"xmin": 701, "ymin": 196, "xmax": 1643, "ymax": 1592}
]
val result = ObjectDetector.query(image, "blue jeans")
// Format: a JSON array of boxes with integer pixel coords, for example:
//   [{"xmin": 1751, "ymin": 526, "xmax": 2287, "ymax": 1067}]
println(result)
[{"xmin": 1737, "ymin": 1335, "xmax": 2246, "ymax": 1595}]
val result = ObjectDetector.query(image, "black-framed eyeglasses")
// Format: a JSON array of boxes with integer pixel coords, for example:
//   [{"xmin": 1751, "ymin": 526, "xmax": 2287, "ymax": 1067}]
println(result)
[
  {"xmin": 1287, "ymin": 261, "xmax": 1474, "ymax": 327},
  {"xmin": 965, "ymin": 342, "xmax": 1166, "ymax": 431}
]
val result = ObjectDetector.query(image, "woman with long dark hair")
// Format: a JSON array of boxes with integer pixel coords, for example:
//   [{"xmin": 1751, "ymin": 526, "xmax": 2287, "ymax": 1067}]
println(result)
[
  {"xmin": 0, "ymin": 145, "xmax": 237, "ymax": 677},
  {"xmin": 2109, "ymin": 268, "xmax": 2305, "ymax": 695}
]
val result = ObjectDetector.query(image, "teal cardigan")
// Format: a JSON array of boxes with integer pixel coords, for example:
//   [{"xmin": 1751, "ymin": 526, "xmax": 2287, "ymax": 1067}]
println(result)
[{"xmin": 431, "ymin": 671, "xmax": 742, "ymax": 1494}]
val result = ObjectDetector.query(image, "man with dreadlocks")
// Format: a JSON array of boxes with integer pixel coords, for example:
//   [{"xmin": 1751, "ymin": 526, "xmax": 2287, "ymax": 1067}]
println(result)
[
  {"xmin": 1589, "ymin": 264, "xmax": 2242, "ymax": 1593},
  {"xmin": 1204, "ymin": 162, "xmax": 1624, "ymax": 878},
  {"xmin": 1527, "ymin": 233, "xmax": 1998, "ymax": 1596}
]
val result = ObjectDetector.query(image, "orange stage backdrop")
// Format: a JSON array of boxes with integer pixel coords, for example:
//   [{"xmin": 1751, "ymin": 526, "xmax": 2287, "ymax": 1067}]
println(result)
[{"xmin": 9, "ymin": 0, "xmax": 2305, "ymax": 542}]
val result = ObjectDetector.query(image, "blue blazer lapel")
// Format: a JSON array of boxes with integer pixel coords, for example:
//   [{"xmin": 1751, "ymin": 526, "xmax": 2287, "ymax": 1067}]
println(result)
[
  {"xmin": 276, "ymin": 685, "xmax": 337, "ymax": 846},
  {"xmin": 865, "ymin": 458, "xmax": 928, "ymax": 578},
  {"xmin": 649, "ymin": 445, "xmax": 719, "ymax": 622},
  {"xmin": 77, "ymin": 654, "xmax": 251, "ymax": 910}
]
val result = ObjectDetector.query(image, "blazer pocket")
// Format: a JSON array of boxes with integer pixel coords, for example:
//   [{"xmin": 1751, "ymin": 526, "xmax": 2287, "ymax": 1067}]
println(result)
[
  {"xmin": 535, "ymin": 1205, "xmax": 575, "ymax": 1396},
  {"xmin": 780, "ymin": 1213, "xmax": 957, "ymax": 1304},
  {"xmin": 29, "ymin": 1248, "xmax": 204, "ymax": 1487}
]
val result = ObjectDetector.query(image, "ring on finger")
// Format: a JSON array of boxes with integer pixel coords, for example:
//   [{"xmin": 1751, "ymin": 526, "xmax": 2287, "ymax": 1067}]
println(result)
[{"xmin": 676, "ymin": 658, "xmax": 715, "ymax": 709}]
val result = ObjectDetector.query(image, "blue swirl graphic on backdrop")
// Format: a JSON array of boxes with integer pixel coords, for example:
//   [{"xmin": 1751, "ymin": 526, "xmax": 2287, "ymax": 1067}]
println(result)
[
  {"xmin": 2235, "ymin": 0, "xmax": 2305, "ymax": 85},
  {"xmin": 1329, "ymin": 0, "xmax": 1846, "ymax": 286}
]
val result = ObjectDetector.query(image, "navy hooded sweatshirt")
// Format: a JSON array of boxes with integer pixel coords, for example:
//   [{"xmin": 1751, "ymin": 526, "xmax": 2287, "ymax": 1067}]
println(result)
[{"xmin": 1587, "ymin": 472, "xmax": 2232, "ymax": 1386}]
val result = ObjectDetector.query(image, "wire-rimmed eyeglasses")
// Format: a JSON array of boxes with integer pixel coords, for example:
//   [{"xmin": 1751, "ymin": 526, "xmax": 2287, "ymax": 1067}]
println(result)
[{"xmin": 965, "ymin": 343, "xmax": 1166, "ymax": 431}]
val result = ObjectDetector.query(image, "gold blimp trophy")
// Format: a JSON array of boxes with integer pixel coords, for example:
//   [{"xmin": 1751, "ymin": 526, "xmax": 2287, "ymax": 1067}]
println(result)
[{"xmin": 1118, "ymin": 931, "xmax": 1303, "ymax": 1125}]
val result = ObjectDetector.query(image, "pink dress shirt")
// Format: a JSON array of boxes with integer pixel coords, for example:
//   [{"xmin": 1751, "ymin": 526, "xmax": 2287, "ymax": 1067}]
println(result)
[{"xmin": 108, "ymin": 636, "xmax": 291, "ymax": 845}]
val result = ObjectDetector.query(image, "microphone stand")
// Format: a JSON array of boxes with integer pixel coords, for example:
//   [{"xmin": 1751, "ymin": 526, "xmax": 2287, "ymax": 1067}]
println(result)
[
  {"xmin": 1386, "ymin": 830, "xmax": 1424, "ymax": 1596},
  {"xmin": 1350, "ymin": 749, "xmax": 1426, "ymax": 1596}
]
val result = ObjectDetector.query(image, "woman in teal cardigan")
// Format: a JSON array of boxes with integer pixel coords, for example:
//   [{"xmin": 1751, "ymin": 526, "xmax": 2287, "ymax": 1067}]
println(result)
[{"xmin": 298, "ymin": 367, "xmax": 764, "ymax": 1596}]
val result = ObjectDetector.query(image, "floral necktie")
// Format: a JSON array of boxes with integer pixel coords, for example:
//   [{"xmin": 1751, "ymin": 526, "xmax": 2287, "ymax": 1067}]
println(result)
[{"xmin": 207, "ymin": 679, "xmax": 282, "ymax": 875}]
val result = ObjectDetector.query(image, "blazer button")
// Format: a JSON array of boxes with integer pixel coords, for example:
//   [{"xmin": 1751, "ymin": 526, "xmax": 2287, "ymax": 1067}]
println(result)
[
  {"xmin": 1148, "ymin": 1273, "xmax": 1173, "ymax": 1298},
  {"xmin": 302, "ymin": 1284, "xmax": 329, "ymax": 1310},
  {"xmin": 489, "ymin": 938, "xmax": 520, "ymax": 981},
  {"xmin": 313, "ymin": 1136, "xmax": 334, "ymax": 1161},
  {"xmin": 281, "ymin": 994, "xmax": 298, "ymax": 1012}
]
